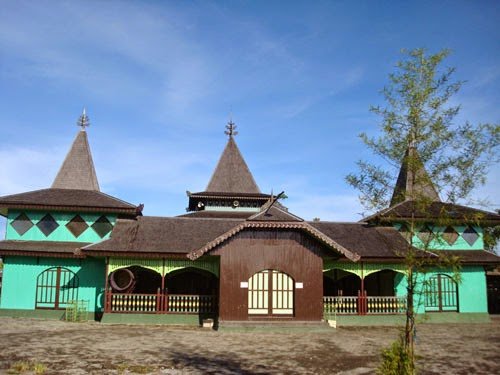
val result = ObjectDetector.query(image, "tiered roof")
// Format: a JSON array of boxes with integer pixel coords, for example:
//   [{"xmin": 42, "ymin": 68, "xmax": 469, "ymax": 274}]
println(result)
[
  {"xmin": 365, "ymin": 145, "xmax": 500, "ymax": 225},
  {"xmin": 187, "ymin": 122, "xmax": 270, "ymax": 212},
  {"xmin": 0, "ymin": 111, "xmax": 138, "ymax": 217}
]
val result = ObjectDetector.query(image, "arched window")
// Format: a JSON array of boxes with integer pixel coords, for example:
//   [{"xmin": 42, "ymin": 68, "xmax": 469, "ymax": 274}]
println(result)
[
  {"xmin": 248, "ymin": 270, "xmax": 294, "ymax": 316},
  {"xmin": 425, "ymin": 274, "xmax": 458, "ymax": 312},
  {"xmin": 36, "ymin": 267, "xmax": 79, "ymax": 310}
]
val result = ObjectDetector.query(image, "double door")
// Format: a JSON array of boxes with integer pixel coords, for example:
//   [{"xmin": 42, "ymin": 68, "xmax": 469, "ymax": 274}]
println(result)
[{"xmin": 248, "ymin": 270, "xmax": 294, "ymax": 316}]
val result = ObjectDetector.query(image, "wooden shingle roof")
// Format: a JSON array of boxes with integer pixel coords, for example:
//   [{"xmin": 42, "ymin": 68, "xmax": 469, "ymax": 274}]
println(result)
[
  {"xmin": 205, "ymin": 137, "xmax": 261, "ymax": 194},
  {"xmin": 81, "ymin": 216, "xmax": 245, "ymax": 256},
  {"xmin": 363, "ymin": 201, "xmax": 500, "ymax": 225},
  {"xmin": 0, "ymin": 188, "xmax": 139, "ymax": 215},
  {"xmin": 390, "ymin": 145, "xmax": 440, "ymax": 206},
  {"xmin": 52, "ymin": 130, "xmax": 100, "ymax": 191},
  {"xmin": 0, "ymin": 240, "xmax": 89, "ymax": 258}
]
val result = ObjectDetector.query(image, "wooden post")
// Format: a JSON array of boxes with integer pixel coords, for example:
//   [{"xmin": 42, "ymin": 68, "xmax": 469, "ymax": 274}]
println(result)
[
  {"xmin": 104, "ymin": 257, "xmax": 110, "ymax": 313},
  {"xmin": 161, "ymin": 259, "xmax": 166, "ymax": 313},
  {"xmin": 359, "ymin": 263, "xmax": 366, "ymax": 315}
]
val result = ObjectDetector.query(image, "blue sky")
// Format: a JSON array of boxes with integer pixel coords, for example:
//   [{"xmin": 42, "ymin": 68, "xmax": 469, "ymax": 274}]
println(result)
[{"xmin": 0, "ymin": 1, "xmax": 499, "ymax": 237}]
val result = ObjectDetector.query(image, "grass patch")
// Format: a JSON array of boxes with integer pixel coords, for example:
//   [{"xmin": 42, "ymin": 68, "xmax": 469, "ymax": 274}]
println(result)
[{"xmin": 8, "ymin": 361, "xmax": 47, "ymax": 374}]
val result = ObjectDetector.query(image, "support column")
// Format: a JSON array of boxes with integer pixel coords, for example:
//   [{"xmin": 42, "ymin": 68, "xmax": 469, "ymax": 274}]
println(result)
[
  {"xmin": 161, "ymin": 259, "xmax": 166, "ymax": 313},
  {"xmin": 359, "ymin": 262, "xmax": 367, "ymax": 315},
  {"xmin": 104, "ymin": 257, "xmax": 110, "ymax": 313}
]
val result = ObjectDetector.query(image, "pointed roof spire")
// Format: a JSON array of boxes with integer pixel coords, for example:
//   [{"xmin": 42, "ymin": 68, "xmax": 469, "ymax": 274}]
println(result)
[
  {"xmin": 205, "ymin": 121, "xmax": 260, "ymax": 194},
  {"xmin": 51, "ymin": 110, "xmax": 100, "ymax": 191},
  {"xmin": 224, "ymin": 119, "xmax": 238, "ymax": 138},
  {"xmin": 77, "ymin": 107, "xmax": 90, "ymax": 130},
  {"xmin": 390, "ymin": 143, "xmax": 440, "ymax": 206}
]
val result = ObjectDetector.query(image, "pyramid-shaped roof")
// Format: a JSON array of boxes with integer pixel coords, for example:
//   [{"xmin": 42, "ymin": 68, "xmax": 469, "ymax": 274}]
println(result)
[
  {"xmin": 52, "ymin": 129, "xmax": 100, "ymax": 191},
  {"xmin": 390, "ymin": 145, "xmax": 440, "ymax": 206},
  {"xmin": 205, "ymin": 136, "xmax": 261, "ymax": 194}
]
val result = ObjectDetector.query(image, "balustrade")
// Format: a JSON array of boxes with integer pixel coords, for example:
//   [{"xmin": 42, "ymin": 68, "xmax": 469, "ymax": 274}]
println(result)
[
  {"xmin": 106, "ymin": 291, "xmax": 216, "ymax": 314},
  {"xmin": 323, "ymin": 295, "xmax": 406, "ymax": 315}
]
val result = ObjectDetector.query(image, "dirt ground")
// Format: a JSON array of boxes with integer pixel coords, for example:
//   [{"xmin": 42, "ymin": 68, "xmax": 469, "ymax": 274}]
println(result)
[{"xmin": 0, "ymin": 317, "xmax": 499, "ymax": 374}]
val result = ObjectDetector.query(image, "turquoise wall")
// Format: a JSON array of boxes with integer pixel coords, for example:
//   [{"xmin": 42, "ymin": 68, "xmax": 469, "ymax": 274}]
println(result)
[
  {"xmin": 410, "ymin": 266, "xmax": 487, "ymax": 313},
  {"xmin": 456, "ymin": 266, "xmax": 488, "ymax": 313},
  {"xmin": 0, "ymin": 255, "xmax": 105, "ymax": 312},
  {"xmin": 394, "ymin": 223, "xmax": 484, "ymax": 250},
  {"xmin": 394, "ymin": 272, "xmax": 407, "ymax": 297},
  {"xmin": 6, "ymin": 210, "xmax": 116, "ymax": 242}
]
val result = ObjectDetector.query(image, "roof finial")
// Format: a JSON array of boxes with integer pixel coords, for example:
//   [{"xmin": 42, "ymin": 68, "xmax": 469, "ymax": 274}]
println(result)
[
  {"xmin": 224, "ymin": 119, "xmax": 238, "ymax": 138},
  {"xmin": 77, "ymin": 107, "xmax": 90, "ymax": 130}
]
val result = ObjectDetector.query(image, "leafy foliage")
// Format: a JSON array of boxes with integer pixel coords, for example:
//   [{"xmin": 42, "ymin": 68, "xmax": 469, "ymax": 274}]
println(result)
[
  {"xmin": 377, "ymin": 335, "xmax": 414, "ymax": 375},
  {"xmin": 346, "ymin": 48, "xmax": 499, "ymax": 211},
  {"xmin": 484, "ymin": 225, "xmax": 500, "ymax": 253},
  {"xmin": 347, "ymin": 48, "xmax": 499, "ymax": 373}
]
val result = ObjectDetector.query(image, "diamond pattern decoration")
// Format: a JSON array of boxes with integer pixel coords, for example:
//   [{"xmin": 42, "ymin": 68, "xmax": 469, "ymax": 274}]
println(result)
[
  {"xmin": 398, "ymin": 223, "xmax": 412, "ymax": 241},
  {"xmin": 66, "ymin": 215, "xmax": 89, "ymax": 238},
  {"xmin": 462, "ymin": 226, "xmax": 479, "ymax": 246},
  {"xmin": 91, "ymin": 216, "xmax": 113, "ymax": 238},
  {"xmin": 11, "ymin": 213, "xmax": 34, "ymax": 236},
  {"xmin": 442, "ymin": 226, "xmax": 459, "ymax": 245},
  {"xmin": 36, "ymin": 214, "xmax": 59, "ymax": 236},
  {"xmin": 417, "ymin": 225, "xmax": 434, "ymax": 244}
]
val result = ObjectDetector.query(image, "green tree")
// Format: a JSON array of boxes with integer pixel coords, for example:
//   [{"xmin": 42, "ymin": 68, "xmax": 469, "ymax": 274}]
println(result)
[{"xmin": 346, "ymin": 48, "xmax": 499, "ymax": 373}]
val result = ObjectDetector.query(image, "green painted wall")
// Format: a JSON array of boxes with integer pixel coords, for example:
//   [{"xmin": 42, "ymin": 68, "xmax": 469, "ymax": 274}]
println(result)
[
  {"xmin": 6, "ymin": 210, "xmax": 116, "ymax": 242},
  {"xmin": 0, "ymin": 255, "xmax": 105, "ymax": 312},
  {"xmin": 322, "ymin": 261, "xmax": 487, "ymax": 314},
  {"xmin": 411, "ymin": 266, "xmax": 488, "ymax": 314},
  {"xmin": 394, "ymin": 223, "xmax": 484, "ymax": 250},
  {"xmin": 456, "ymin": 266, "xmax": 488, "ymax": 313}
]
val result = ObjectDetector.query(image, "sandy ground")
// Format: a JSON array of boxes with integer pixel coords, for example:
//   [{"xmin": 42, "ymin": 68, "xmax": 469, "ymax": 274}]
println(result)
[{"xmin": 0, "ymin": 317, "xmax": 499, "ymax": 374}]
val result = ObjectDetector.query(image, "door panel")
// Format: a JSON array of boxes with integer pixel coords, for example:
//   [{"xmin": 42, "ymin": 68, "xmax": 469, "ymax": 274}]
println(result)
[
  {"xmin": 36, "ymin": 267, "xmax": 79, "ymax": 310},
  {"xmin": 248, "ymin": 270, "xmax": 294, "ymax": 316}
]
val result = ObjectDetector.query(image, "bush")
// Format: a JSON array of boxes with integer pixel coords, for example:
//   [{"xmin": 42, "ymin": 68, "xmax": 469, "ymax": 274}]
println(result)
[{"xmin": 377, "ymin": 335, "xmax": 414, "ymax": 375}]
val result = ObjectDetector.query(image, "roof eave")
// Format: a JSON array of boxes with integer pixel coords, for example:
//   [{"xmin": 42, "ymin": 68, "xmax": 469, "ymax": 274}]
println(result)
[{"xmin": 0, "ymin": 203, "xmax": 138, "ymax": 215}]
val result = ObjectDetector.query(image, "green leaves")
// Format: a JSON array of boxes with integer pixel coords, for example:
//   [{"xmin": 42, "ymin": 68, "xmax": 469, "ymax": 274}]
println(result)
[{"xmin": 347, "ymin": 48, "xmax": 499, "ymax": 212}]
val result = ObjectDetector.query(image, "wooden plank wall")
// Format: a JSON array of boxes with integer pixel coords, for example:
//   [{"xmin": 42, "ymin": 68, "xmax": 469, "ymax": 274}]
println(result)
[{"xmin": 213, "ymin": 229, "xmax": 332, "ymax": 321}]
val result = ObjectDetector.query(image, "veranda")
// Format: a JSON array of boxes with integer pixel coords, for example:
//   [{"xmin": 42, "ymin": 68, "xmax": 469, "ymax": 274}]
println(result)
[{"xmin": 101, "ymin": 259, "xmax": 428, "ymax": 317}]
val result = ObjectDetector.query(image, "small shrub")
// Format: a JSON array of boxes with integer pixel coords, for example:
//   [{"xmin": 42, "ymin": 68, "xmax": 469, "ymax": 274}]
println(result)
[
  {"xmin": 8, "ymin": 361, "xmax": 31, "ymax": 374},
  {"xmin": 7, "ymin": 361, "xmax": 47, "ymax": 374},
  {"xmin": 33, "ymin": 362, "xmax": 47, "ymax": 375},
  {"xmin": 377, "ymin": 336, "xmax": 414, "ymax": 375},
  {"xmin": 128, "ymin": 364, "xmax": 154, "ymax": 374}
]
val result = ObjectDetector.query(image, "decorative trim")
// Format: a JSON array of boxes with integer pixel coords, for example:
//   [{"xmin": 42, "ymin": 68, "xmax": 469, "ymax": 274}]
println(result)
[
  {"xmin": 108, "ymin": 257, "xmax": 219, "ymax": 277},
  {"xmin": 188, "ymin": 221, "xmax": 360, "ymax": 261},
  {"xmin": 323, "ymin": 260, "xmax": 407, "ymax": 278}
]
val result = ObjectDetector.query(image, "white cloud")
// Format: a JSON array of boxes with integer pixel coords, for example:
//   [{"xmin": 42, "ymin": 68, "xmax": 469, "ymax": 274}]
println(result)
[{"xmin": 0, "ymin": 147, "xmax": 62, "ymax": 195}]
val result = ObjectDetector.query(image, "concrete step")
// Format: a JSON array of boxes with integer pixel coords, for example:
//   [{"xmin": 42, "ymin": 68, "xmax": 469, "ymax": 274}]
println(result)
[{"xmin": 217, "ymin": 320, "xmax": 333, "ymax": 332}]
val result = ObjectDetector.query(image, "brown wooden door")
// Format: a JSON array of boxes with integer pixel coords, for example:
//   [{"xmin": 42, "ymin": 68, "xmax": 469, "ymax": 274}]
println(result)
[
  {"xmin": 36, "ymin": 267, "xmax": 78, "ymax": 309},
  {"xmin": 248, "ymin": 270, "xmax": 294, "ymax": 316}
]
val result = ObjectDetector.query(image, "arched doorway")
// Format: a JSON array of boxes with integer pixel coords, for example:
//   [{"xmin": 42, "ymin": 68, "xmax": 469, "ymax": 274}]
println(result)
[
  {"xmin": 425, "ymin": 274, "xmax": 459, "ymax": 312},
  {"xmin": 165, "ymin": 267, "xmax": 218, "ymax": 295},
  {"xmin": 109, "ymin": 266, "xmax": 162, "ymax": 294},
  {"xmin": 248, "ymin": 270, "xmax": 294, "ymax": 316},
  {"xmin": 323, "ymin": 269, "xmax": 361, "ymax": 296},
  {"xmin": 36, "ymin": 267, "xmax": 79, "ymax": 309},
  {"xmin": 364, "ymin": 270, "xmax": 397, "ymax": 296}
]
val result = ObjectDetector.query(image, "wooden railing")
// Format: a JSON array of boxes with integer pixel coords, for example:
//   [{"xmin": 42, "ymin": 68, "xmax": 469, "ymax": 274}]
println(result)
[
  {"xmin": 167, "ymin": 295, "xmax": 215, "ymax": 314},
  {"xmin": 366, "ymin": 296, "xmax": 406, "ymax": 314},
  {"xmin": 105, "ymin": 291, "xmax": 216, "ymax": 314},
  {"xmin": 323, "ymin": 296, "xmax": 358, "ymax": 315},
  {"xmin": 323, "ymin": 295, "xmax": 406, "ymax": 315}
]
